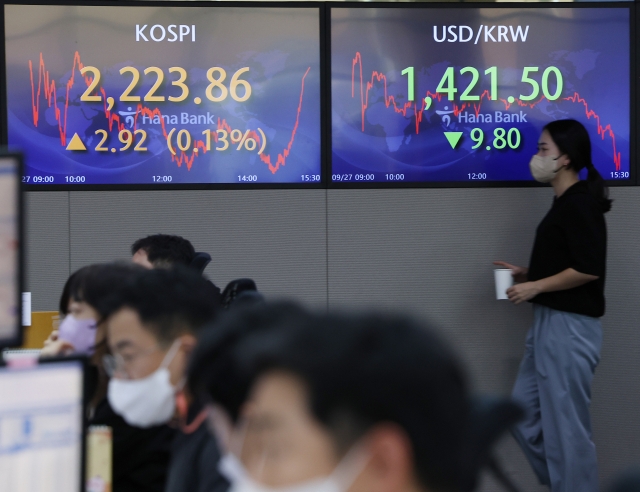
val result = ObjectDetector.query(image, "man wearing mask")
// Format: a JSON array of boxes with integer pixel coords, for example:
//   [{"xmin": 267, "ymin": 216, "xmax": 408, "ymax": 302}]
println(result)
[
  {"xmin": 104, "ymin": 266, "xmax": 228, "ymax": 492},
  {"xmin": 188, "ymin": 303, "xmax": 523, "ymax": 492}
]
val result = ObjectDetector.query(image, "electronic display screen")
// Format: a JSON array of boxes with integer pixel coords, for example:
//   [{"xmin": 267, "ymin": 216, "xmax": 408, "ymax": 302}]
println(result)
[
  {"xmin": 0, "ymin": 361, "xmax": 84, "ymax": 492},
  {"xmin": 331, "ymin": 7, "xmax": 631, "ymax": 184},
  {"xmin": 5, "ymin": 5, "xmax": 321, "ymax": 186},
  {"xmin": 0, "ymin": 156, "xmax": 20, "ymax": 349}
]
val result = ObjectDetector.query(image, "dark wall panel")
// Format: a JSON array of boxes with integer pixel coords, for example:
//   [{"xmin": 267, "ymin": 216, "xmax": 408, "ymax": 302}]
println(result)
[
  {"xmin": 25, "ymin": 191, "xmax": 69, "ymax": 311},
  {"xmin": 67, "ymin": 190, "xmax": 328, "ymax": 306}
]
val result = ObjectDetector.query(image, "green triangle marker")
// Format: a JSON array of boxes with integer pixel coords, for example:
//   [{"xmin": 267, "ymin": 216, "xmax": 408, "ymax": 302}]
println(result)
[{"xmin": 444, "ymin": 131, "xmax": 463, "ymax": 149}]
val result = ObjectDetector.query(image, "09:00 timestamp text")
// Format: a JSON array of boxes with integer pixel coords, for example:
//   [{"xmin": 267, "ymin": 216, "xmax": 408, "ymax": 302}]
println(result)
[
  {"xmin": 22, "ymin": 176, "xmax": 89, "ymax": 183},
  {"xmin": 332, "ymin": 174, "xmax": 405, "ymax": 182},
  {"xmin": 22, "ymin": 176, "xmax": 54, "ymax": 183}
]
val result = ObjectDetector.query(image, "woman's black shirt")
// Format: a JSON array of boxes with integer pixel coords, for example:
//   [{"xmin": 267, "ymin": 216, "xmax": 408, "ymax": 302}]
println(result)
[{"xmin": 527, "ymin": 181, "xmax": 607, "ymax": 318}]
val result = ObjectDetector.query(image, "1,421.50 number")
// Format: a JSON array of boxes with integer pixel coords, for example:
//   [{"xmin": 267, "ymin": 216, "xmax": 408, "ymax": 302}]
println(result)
[{"xmin": 401, "ymin": 66, "xmax": 563, "ymax": 102}]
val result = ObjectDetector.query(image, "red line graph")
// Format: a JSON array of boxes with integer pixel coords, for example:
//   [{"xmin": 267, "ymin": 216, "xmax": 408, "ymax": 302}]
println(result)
[
  {"xmin": 351, "ymin": 52, "xmax": 622, "ymax": 170},
  {"xmin": 29, "ymin": 51, "xmax": 309, "ymax": 173}
]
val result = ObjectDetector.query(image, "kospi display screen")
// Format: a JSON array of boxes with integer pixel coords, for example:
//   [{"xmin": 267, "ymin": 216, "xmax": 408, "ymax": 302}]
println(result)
[
  {"xmin": 331, "ymin": 6, "xmax": 632, "ymax": 185},
  {"xmin": 5, "ymin": 4, "xmax": 322, "ymax": 186}
]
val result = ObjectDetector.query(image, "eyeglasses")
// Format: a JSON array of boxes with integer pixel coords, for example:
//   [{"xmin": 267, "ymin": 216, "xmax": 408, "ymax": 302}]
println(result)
[{"xmin": 103, "ymin": 346, "xmax": 159, "ymax": 379}]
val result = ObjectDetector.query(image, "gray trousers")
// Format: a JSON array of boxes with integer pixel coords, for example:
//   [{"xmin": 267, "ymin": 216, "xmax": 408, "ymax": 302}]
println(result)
[{"xmin": 511, "ymin": 305, "xmax": 602, "ymax": 492}]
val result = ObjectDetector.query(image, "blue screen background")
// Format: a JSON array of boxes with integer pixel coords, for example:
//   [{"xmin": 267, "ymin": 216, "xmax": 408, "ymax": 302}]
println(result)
[{"xmin": 331, "ymin": 7, "xmax": 630, "ymax": 183}]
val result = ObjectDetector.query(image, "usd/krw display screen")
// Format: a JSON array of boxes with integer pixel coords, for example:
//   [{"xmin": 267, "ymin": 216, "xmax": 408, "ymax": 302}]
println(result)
[
  {"xmin": 5, "ymin": 5, "xmax": 321, "ymax": 186},
  {"xmin": 331, "ymin": 7, "xmax": 631, "ymax": 184}
]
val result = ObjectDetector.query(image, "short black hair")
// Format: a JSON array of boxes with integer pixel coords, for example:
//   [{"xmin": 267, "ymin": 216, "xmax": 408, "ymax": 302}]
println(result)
[
  {"xmin": 189, "ymin": 303, "xmax": 475, "ymax": 492},
  {"xmin": 105, "ymin": 266, "xmax": 219, "ymax": 346},
  {"xmin": 188, "ymin": 302, "xmax": 305, "ymax": 422},
  {"xmin": 131, "ymin": 234, "xmax": 196, "ymax": 267},
  {"xmin": 65, "ymin": 263, "xmax": 145, "ymax": 320}
]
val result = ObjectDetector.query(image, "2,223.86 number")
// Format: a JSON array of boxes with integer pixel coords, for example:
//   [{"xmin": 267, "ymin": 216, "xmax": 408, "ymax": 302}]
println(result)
[{"xmin": 80, "ymin": 66, "xmax": 252, "ymax": 104}]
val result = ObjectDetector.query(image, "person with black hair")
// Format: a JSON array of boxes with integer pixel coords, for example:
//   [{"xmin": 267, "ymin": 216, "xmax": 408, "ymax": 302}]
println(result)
[
  {"xmin": 494, "ymin": 119, "xmax": 610, "ymax": 492},
  {"xmin": 41, "ymin": 265, "xmax": 101, "ymax": 358},
  {"xmin": 131, "ymin": 233, "xmax": 222, "ymax": 306},
  {"xmin": 131, "ymin": 234, "xmax": 196, "ymax": 268},
  {"xmin": 81, "ymin": 263, "xmax": 179, "ymax": 492},
  {"xmin": 43, "ymin": 262, "xmax": 177, "ymax": 492},
  {"xmin": 103, "ymin": 266, "xmax": 227, "ymax": 492},
  {"xmin": 43, "ymin": 263, "xmax": 146, "ymax": 381},
  {"xmin": 187, "ymin": 302, "xmax": 307, "ymax": 477},
  {"xmin": 189, "ymin": 302, "xmax": 522, "ymax": 492}
]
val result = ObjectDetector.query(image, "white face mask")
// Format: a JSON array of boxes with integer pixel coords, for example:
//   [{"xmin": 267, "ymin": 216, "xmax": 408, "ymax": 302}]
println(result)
[
  {"xmin": 204, "ymin": 403, "xmax": 250, "ymax": 483},
  {"xmin": 107, "ymin": 340, "xmax": 181, "ymax": 428},
  {"xmin": 228, "ymin": 445, "xmax": 368, "ymax": 492},
  {"xmin": 230, "ymin": 475, "xmax": 341, "ymax": 492},
  {"xmin": 529, "ymin": 154, "xmax": 562, "ymax": 183},
  {"xmin": 219, "ymin": 452, "xmax": 248, "ymax": 483}
]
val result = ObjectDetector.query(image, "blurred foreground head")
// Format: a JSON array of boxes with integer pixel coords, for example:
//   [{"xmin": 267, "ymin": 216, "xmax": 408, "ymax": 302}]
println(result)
[{"xmin": 189, "ymin": 302, "xmax": 521, "ymax": 492}]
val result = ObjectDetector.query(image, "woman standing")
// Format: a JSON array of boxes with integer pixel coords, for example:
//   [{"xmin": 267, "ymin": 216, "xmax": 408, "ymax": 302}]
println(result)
[{"xmin": 495, "ymin": 119, "xmax": 610, "ymax": 492}]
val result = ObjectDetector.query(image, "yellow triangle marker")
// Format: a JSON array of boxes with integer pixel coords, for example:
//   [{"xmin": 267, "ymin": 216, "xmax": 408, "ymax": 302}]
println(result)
[{"xmin": 66, "ymin": 133, "xmax": 87, "ymax": 151}]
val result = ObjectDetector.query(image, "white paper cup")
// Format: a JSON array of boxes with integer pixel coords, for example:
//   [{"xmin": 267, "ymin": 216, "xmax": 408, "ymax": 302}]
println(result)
[{"xmin": 494, "ymin": 269, "xmax": 514, "ymax": 300}]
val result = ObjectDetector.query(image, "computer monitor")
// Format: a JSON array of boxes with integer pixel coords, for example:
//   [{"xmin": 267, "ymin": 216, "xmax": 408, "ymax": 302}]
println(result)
[
  {"xmin": 0, "ymin": 359, "xmax": 86, "ymax": 492},
  {"xmin": 5, "ymin": 3, "xmax": 322, "ymax": 187},
  {"xmin": 0, "ymin": 153, "xmax": 22, "ymax": 349},
  {"xmin": 330, "ymin": 4, "xmax": 633, "ymax": 186}
]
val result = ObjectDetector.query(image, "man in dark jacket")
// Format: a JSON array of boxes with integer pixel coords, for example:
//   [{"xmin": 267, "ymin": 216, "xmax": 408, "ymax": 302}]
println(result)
[
  {"xmin": 102, "ymin": 266, "xmax": 228, "ymax": 492},
  {"xmin": 131, "ymin": 233, "xmax": 222, "ymax": 307}
]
